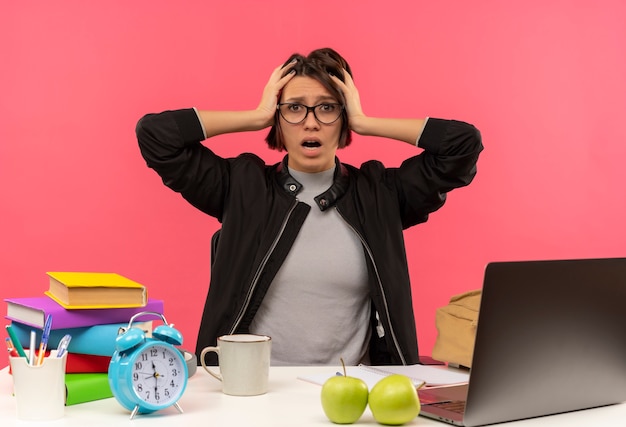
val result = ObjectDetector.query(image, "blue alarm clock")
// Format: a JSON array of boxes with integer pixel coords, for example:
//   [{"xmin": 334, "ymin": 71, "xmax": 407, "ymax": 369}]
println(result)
[{"xmin": 108, "ymin": 311, "xmax": 188, "ymax": 419}]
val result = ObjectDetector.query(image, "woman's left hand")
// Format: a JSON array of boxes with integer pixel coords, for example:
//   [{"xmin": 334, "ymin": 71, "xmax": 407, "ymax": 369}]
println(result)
[
  {"xmin": 330, "ymin": 70, "xmax": 366, "ymax": 132},
  {"xmin": 331, "ymin": 69, "xmax": 425, "ymax": 144}
]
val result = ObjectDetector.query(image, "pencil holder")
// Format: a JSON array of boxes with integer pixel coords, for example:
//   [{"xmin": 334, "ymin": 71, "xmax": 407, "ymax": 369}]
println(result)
[{"xmin": 9, "ymin": 350, "xmax": 67, "ymax": 421}]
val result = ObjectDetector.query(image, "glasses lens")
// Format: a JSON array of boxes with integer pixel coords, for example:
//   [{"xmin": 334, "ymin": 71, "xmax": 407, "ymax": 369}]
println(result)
[
  {"xmin": 314, "ymin": 104, "xmax": 342, "ymax": 124},
  {"xmin": 279, "ymin": 104, "xmax": 306, "ymax": 124}
]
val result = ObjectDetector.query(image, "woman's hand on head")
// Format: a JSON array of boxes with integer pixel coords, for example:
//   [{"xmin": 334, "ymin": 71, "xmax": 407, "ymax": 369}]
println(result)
[
  {"xmin": 256, "ymin": 60, "xmax": 297, "ymax": 128},
  {"xmin": 331, "ymin": 70, "xmax": 367, "ymax": 133},
  {"xmin": 332, "ymin": 69, "xmax": 425, "ymax": 144}
]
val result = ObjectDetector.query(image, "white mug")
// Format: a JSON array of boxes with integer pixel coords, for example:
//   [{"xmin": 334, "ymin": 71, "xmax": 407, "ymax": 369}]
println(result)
[{"xmin": 201, "ymin": 334, "xmax": 271, "ymax": 396}]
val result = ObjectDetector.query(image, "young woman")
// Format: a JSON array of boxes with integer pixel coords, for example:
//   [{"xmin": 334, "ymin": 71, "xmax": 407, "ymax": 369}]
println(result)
[{"xmin": 136, "ymin": 48, "xmax": 483, "ymax": 366}]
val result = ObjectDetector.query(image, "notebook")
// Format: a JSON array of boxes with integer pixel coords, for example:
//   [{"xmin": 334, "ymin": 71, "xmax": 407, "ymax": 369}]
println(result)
[
  {"xmin": 419, "ymin": 258, "xmax": 626, "ymax": 426},
  {"xmin": 298, "ymin": 363, "xmax": 469, "ymax": 390}
]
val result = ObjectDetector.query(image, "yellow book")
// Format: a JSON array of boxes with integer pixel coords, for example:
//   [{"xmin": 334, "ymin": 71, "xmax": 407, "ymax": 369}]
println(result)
[{"xmin": 44, "ymin": 272, "xmax": 147, "ymax": 309}]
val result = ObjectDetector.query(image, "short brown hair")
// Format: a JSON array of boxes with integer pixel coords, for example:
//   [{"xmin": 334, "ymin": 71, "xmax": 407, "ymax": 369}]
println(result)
[{"xmin": 265, "ymin": 48, "xmax": 353, "ymax": 151}]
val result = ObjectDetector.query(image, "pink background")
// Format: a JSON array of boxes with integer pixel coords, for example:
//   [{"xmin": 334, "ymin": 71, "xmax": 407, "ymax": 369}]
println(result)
[{"xmin": 2, "ymin": 1, "xmax": 625, "ymax": 368}]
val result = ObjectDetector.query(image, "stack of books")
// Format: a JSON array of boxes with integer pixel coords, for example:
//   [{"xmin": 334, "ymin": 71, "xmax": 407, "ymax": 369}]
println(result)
[{"xmin": 4, "ymin": 272, "xmax": 164, "ymax": 405}]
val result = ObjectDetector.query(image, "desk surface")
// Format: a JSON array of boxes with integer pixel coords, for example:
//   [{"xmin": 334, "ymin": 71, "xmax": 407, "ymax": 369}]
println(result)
[{"xmin": 1, "ymin": 366, "xmax": 625, "ymax": 426}]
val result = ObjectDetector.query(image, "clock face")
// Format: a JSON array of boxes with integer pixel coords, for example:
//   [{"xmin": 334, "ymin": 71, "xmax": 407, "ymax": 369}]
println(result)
[{"xmin": 130, "ymin": 344, "xmax": 186, "ymax": 407}]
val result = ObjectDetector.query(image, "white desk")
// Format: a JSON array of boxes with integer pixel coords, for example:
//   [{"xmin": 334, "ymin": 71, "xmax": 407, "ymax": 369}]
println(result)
[{"xmin": 1, "ymin": 366, "xmax": 625, "ymax": 426}]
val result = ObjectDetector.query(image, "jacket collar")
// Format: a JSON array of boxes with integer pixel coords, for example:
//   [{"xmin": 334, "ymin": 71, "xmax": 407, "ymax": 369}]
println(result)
[{"xmin": 276, "ymin": 155, "xmax": 349, "ymax": 211}]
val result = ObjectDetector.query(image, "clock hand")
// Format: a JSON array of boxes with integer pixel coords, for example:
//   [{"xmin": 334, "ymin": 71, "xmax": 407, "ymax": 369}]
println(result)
[
  {"xmin": 152, "ymin": 361, "xmax": 159, "ymax": 396},
  {"xmin": 139, "ymin": 361, "xmax": 157, "ymax": 380},
  {"xmin": 151, "ymin": 361, "xmax": 165, "ymax": 382},
  {"xmin": 136, "ymin": 370, "xmax": 156, "ymax": 379}
]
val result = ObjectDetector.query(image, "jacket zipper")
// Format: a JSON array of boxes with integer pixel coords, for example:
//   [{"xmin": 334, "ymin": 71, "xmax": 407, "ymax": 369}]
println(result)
[
  {"xmin": 335, "ymin": 207, "xmax": 407, "ymax": 366},
  {"xmin": 228, "ymin": 199, "xmax": 299, "ymax": 334}
]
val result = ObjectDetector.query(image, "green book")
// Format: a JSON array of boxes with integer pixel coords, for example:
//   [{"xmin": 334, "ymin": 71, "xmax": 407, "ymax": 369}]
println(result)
[{"xmin": 65, "ymin": 373, "xmax": 113, "ymax": 405}]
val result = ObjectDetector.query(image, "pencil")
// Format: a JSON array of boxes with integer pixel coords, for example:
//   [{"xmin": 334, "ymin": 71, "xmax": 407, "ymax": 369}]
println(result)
[
  {"xmin": 5, "ymin": 325, "xmax": 28, "ymax": 358},
  {"xmin": 29, "ymin": 330, "xmax": 36, "ymax": 366}
]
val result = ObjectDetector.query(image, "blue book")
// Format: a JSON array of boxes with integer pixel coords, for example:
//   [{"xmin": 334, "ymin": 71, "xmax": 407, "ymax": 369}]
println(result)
[{"xmin": 10, "ymin": 320, "xmax": 153, "ymax": 356}]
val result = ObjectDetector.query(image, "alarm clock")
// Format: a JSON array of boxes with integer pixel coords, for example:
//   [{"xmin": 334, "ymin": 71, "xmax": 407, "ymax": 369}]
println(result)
[{"xmin": 108, "ymin": 311, "xmax": 188, "ymax": 419}]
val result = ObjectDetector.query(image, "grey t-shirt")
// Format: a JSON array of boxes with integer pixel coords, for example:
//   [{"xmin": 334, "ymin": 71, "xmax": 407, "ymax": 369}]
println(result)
[{"xmin": 249, "ymin": 166, "xmax": 371, "ymax": 365}]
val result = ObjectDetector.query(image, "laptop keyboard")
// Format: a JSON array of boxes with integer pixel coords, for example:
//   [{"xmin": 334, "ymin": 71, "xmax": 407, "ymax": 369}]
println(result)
[{"xmin": 431, "ymin": 400, "xmax": 466, "ymax": 414}]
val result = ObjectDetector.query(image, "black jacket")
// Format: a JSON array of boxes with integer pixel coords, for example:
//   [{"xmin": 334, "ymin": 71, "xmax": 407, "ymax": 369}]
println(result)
[{"xmin": 136, "ymin": 109, "xmax": 483, "ymax": 366}]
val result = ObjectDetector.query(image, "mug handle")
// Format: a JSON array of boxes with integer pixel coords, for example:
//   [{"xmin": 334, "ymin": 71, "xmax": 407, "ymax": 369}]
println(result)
[{"xmin": 200, "ymin": 346, "xmax": 222, "ymax": 381}]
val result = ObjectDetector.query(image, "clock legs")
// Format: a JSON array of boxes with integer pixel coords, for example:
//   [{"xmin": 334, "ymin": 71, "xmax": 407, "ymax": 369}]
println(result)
[
  {"xmin": 128, "ymin": 402, "xmax": 183, "ymax": 419},
  {"xmin": 130, "ymin": 405, "xmax": 140, "ymax": 420}
]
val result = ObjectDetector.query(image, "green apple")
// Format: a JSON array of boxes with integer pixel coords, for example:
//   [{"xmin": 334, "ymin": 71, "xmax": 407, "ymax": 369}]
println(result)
[
  {"xmin": 320, "ymin": 369, "xmax": 369, "ymax": 424},
  {"xmin": 368, "ymin": 374, "xmax": 421, "ymax": 425}
]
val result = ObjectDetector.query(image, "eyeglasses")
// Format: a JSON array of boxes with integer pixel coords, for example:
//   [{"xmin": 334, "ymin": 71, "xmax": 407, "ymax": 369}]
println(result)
[{"xmin": 277, "ymin": 102, "xmax": 344, "ymax": 125}]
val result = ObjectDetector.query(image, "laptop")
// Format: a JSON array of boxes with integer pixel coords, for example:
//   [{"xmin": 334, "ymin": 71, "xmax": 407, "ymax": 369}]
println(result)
[{"xmin": 418, "ymin": 258, "xmax": 626, "ymax": 426}]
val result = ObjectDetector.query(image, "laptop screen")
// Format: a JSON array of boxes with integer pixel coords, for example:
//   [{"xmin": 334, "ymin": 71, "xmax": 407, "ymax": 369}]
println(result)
[{"xmin": 427, "ymin": 258, "xmax": 626, "ymax": 427}]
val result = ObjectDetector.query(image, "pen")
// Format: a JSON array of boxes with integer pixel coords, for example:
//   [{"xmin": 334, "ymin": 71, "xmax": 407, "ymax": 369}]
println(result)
[
  {"xmin": 6, "ymin": 338, "xmax": 18, "ymax": 358},
  {"xmin": 37, "ymin": 314, "xmax": 53, "ymax": 365},
  {"xmin": 5, "ymin": 337, "xmax": 15, "ymax": 353},
  {"xmin": 29, "ymin": 330, "xmax": 37, "ymax": 366},
  {"xmin": 56, "ymin": 334, "xmax": 72, "ymax": 358},
  {"xmin": 5, "ymin": 325, "xmax": 28, "ymax": 358}
]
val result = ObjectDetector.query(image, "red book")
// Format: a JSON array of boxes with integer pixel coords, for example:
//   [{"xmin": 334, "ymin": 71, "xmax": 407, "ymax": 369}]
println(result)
[
  {"xmin": 5, "ymin": 296, "xmax": 164, "ymax": 329},
  {"xmin": 66, "ymin": 352, "xmax": 111, "ymax": 373}
]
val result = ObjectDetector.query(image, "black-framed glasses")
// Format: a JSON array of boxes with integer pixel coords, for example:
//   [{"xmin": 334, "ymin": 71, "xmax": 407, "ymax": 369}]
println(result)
[{"xmin": 277, "ymin": 102, "xmax": 344, "ymax": 125}]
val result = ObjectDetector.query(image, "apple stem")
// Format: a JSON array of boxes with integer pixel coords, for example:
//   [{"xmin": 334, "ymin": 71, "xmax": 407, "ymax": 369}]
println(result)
[
  {"xmin": 416, "ymin": 381, "xmax": 426, "ymax": 390},
  {"xmin": 340, "ymin": 358, "xmax": 347, "ymax": 377}
]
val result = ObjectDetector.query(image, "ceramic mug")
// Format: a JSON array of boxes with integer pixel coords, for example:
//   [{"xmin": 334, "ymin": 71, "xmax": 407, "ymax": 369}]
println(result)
[{"xmin": 201, "ymin": 334, "xmax": 271, "ymax": 396}]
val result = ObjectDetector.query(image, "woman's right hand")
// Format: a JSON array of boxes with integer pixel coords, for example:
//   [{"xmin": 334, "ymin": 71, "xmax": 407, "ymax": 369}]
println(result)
[
  {"xmin": 256, "ymin": 60, "xmax": 297, "ymax": 128},
  {"xmin": 196, "ymin": 60, "xmax": 297, "ymax": 138}
]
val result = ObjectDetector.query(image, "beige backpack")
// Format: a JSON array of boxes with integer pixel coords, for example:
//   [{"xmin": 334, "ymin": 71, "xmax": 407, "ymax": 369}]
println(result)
[{"xmin": 431, "ymin": 290, "xmax": 482, "ymax": 368}]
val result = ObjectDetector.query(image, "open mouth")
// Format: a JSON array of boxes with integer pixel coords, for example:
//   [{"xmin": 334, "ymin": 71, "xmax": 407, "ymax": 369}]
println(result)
[{"xmin": 302, "ymin": 141, "xmax": 321, "ymax": 149}]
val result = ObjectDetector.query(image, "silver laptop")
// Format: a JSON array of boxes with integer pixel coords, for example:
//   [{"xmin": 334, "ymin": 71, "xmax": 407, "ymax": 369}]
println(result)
[{"xmin": 419, "ymin": 258, "xmax": 626, "ymax": 426}]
